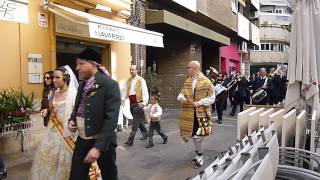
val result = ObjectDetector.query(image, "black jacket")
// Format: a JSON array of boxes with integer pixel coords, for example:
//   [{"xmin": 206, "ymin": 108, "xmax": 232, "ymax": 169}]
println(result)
[
  {"xmin": 70, "ymin": 70, "xmax": 121, "ymax": 152},
  {"xmin": 253, "ymin": 76, "xmax": 273, "ymax": 94},
  {"xmin": 236, "ymin": 77, "xmax": 249, "ymax": 97},
  {"xmin": 271, "ymin": 75, "xmax": 282, "ymax": 97}
]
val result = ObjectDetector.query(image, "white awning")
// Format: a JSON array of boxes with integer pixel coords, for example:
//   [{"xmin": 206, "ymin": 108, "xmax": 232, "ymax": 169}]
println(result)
[{"xmin": 48, "ymin": 3, "xmax": 164, "ymax": 47}]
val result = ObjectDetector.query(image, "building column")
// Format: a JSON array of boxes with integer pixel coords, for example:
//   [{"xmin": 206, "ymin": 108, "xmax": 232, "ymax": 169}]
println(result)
[{"xmin": 130, "ymin": 0, "xmax": 147, "ymax": 75}]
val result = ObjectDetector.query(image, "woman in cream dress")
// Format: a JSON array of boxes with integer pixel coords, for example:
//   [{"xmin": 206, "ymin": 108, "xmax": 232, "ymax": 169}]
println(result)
[{"xmin": 30, "ymin": 66, "xmax": 78, "ymax": 180}]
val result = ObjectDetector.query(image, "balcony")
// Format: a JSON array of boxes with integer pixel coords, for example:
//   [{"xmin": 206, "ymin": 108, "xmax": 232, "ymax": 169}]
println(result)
[
  {"xmin": 260, "ymin": 25, "xmax": 290, "ymax": 44},
  {"xmin": 260, "ymin": 12, "xmax": 292, "ymax": 26},
  {"xmin": 250, "ymin": 51, "xmax": 288, "ymax": 64}
]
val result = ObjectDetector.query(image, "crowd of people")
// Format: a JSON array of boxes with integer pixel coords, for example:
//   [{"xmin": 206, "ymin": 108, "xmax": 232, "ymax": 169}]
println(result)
[
  {"xmin": 206, "ymin": 66, "xmax": 288, "ymax": 124},
  {"xmin": 28, "ymin": 48, "xmax": 289, "ymax": 180}
]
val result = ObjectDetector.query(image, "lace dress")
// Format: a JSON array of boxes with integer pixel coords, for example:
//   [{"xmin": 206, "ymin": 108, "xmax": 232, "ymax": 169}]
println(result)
[{"xmin": 30, "ymin": 98, "xmax": 73, "ymax": 180}]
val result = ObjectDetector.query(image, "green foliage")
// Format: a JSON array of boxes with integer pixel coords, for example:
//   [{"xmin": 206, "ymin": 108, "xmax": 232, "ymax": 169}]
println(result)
[
  {"xmin": 0, "ymin": 88, "xmax": 36, "ymax": 128},
  {"xmin": 145, "ymin": 62, "xmax": 161, "ymax": 96}
]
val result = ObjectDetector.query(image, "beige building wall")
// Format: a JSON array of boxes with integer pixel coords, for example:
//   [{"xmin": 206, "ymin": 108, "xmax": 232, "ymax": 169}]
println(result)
[
  {"xmin": 197, "ymin": 0, "xmax": 238, "ymax": 32},
  {"xmin": 0, "ymin": 0, "xmax": 51, "ymax": 99},
  {"xmin": 260, "ymin": 26, "xmax": 290, "ymax": 44},
  {"xmin": 0, "ymin": 0, "xmax": 132, "ymax": 99},
  {"xmin": 250, "ymin": 51, "xmax": 288, "ymax": 64},
  {"xmin": 110, "ymin": 41, "xmax": 131, "ymax": 92},
  {"xmin": 0, "ymin": 22, "xmax": 21, "ymax": 89},
  {"xmin": 0, "ymin": 0, "xmax": 132, "ymax": 155}
]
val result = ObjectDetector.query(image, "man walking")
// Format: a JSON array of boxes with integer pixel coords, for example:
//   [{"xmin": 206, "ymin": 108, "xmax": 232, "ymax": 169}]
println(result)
[
  {"xmin": 124, "ymin": 65, "xmax": 149, "ymax": 146},
  {"xmin": 68, "ymin": 48, "xmax": 120, "ymax": 180},
  {"xmin": 177, "ymin": 61, "xmax": 215, "ymax": 168}
]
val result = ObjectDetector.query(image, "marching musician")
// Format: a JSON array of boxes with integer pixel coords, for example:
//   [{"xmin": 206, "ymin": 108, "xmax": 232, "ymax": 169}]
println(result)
[
  {"xmin": 228, "ymin": 74, "xmax": 236, "ymax": 109},
  {"xmin": 252, "ymin": 68, "xmax": 273, "ymax": 105},
  {"xmin": 214, "ymin": 73, "xmax": 228, "ymax": 124},
  {"xmin": 269, "ymin": 67, "xmax": 282, "ymax": 105},
  {"xmin": 244, "ymin": 71, "xmax": 251, "ymax": 104},
  {"xmin": 230, "ymin": 72, "xmax": 249, "ymax": 116},
  {"xmin": 279, "ymin": 69, "xmax": 287, "ymax": 104}
]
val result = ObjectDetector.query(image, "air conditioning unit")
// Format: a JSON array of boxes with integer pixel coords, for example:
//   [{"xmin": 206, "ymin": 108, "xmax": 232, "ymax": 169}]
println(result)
[
  {"xmin": 238, "ymin": 41, "xmax": 248, "ymax": 53},
  {"xmin": 250, "ymin": 11, "xmax": 260, "ymax": 19}
]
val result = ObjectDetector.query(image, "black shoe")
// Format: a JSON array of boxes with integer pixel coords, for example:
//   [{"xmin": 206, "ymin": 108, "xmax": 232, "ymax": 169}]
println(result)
[
  {"xmin": 124, "ymin": 141, "xmax": 133, "ymax": 146},
  {"xmin": 145, "ymin": 143, "xmax": 154, "ymax": 148},
  {"xmin": 229, "ymin": 112, "xmax": 235, "ymax": 116},
  {"xmin": 163, "ymin": 136, "xmax": 168, "ymax": 144},
  {"xmin": 218, "ymin": 119, "xmax": 222, "ymax": 124},
  {"xmin": 140, "ymin": 136, "xmax": 148, "ymax": 140}
]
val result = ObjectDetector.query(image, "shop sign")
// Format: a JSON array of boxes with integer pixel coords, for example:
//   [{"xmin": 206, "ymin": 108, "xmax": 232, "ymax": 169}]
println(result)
[
  {"xmin": 38, "ymin": 12, "xmax": 48, "ymax": 28},
  {"xmin": 88, "ymin": 22, "xmax": 163, "ymax": 47},
  {"xmin": 0, "ymin": 0, "xmax": 28, "ymax": 23},
  {"xmin": 55, "ymin": 14, "xmax": 90, "ymax": 38},
  {"xmin": 28, "ymin": 53, "xmax": 43, "ymax": 84}
]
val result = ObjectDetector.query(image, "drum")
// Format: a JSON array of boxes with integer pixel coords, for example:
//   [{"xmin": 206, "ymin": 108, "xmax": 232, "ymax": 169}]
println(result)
[
  {"xmin": 252, "ymin": 89, "xmax": 268, "ymax": 103},
  {"xmin": 215, "ymin": 84, "xmax": 226, "ymax": 96}
]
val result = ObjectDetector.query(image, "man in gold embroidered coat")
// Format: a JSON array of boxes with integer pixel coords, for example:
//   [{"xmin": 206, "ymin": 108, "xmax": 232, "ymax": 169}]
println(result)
[
  {"xmin": 177, "ymin": 61, "xmax": 215, "ymax": 168},
  {"xmin": 124, "ymin": 65, "xmax": 149, "ymax": 146}
]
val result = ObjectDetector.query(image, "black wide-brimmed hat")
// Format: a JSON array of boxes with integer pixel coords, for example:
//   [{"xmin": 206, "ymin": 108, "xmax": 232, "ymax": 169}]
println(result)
[{"xmin": 77, "ymin": 48, "xmax": 101, "ymax": 63}]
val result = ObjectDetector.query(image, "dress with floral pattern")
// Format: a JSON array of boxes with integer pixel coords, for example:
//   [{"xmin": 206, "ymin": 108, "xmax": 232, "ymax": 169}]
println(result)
[{"xmin": 29, "ymin": 99, "xmax": 72, "ymax": 180}]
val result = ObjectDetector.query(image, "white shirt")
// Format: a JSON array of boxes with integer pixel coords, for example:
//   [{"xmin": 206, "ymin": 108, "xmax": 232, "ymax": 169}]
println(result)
[
  {"xmin": 177, "ymin": 77, "xmax": 215, "ymax": 106},
  {"xmin": 144, "ymin": 103, "xmax": 162, "ymax": 121},
  {"xmin": 123, "ymin": 76, "xmax": 149, "ymax": 105}
]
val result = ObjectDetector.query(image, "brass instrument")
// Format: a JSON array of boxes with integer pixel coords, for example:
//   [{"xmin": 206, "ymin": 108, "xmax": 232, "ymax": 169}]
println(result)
[
  {"xmin": 207, "ymin": 66, "xmax": 219, "ymax": 83},
  {"xmin": 209, "ymin": 66, "xmax": 219, "ymax": 75},
  {"xmin": 226, "ymin": 76, "xmax": 240, "ymax": 91},
  {"xmin": 269, "ymin": 66, "xmax": 282, "ymax": 78},
  {"xmin": 252, "ymin": 66, "xmax": 282, "ymax": 103}
]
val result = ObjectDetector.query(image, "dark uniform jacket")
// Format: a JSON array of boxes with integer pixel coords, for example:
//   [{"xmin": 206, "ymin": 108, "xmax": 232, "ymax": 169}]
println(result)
[
  {"xmin": 69, "ymin": 70, "xmax": 121, "ymax": 152},
  {"xmin": 236, "ymin": 77, "xmax": 249, "ymax": 97},
  {"xmin": 271, "ymin": 75, "xmax": 282, "ymax": 98},
  {"xmin": 252, "ymin": 76, "xmax": 273, "ymax": 104}
]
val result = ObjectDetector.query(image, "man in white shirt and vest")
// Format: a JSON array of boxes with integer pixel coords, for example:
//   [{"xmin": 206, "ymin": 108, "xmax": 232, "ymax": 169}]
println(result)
[{"xmin": 124, "ymin": 65, "xmax": 149, "ymax": 146}]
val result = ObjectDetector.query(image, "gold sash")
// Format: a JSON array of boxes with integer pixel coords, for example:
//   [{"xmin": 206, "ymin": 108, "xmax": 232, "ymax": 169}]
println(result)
[
  {"xmin": 49, "ymin": 106, "xmax": 101, "ymax": 180},
  {"xmin": 179, "ymin": 73, "xmax": 214, "ymax": 138}
]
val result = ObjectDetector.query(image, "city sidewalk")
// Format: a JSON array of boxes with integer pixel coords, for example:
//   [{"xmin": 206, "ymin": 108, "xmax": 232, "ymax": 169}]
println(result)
[{"xmin": 3, "ymin": 107, "xmax": 238, "ymax": 180}]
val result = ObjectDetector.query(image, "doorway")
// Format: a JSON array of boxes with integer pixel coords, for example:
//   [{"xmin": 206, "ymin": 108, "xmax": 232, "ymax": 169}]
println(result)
[{"xmin": 56, "ymin": 37, "xmax": 109, "ymax": 79}]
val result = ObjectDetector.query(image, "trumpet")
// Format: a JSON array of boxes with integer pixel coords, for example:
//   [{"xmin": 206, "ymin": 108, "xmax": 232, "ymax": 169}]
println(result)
[
  {"xmin": 209, "ymin": 66, "xmax": 219, "ymax": 75},
  {"xmin": 269, "ymin": 66, "xmax": 282, "ymax": 78},
  {"xmin": 226, "ymin": 76, "xmax": 240, "ymax": 90}
]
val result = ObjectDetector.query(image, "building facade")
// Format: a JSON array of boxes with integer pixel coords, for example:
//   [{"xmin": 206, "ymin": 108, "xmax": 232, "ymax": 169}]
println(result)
[
  {"xmin": 221, "ymin": 0, "xmax": 260, "ymax": 76},
  {"xmin": 250, "ymin": 0, "xmax": 292, "ymax": 74},
  {"xmin": 0, "ymin": 0, "xmax": 164, "ymax": 102},
  {"xmin": 0, "ymin": 0, "xmax": 164, "ymax": 155},
  {"xmin": 144, "ymin": 0, "xmax": 239, "ymax": 108}
]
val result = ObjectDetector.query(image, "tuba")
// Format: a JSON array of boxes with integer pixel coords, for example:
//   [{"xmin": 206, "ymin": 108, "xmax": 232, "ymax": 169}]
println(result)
[{"xmin": 207, "ymin": 66, "xmax": 219, "ymax": 83}]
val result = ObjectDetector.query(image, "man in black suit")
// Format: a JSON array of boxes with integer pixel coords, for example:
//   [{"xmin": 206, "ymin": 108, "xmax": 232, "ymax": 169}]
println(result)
[
  {"xmin": 230, "ymin": 73, "xmax": 249, "ymax": 115},
  {"xmin": 252, "ymin": 68, "xmax": 273, "ymax": 105},
  {"xmin": 279, "ymin": 70, "xmax": 287, "ymax": 103},
  {"xmin": 214, "ymin": 73, "xmax": 228, "ymax": 123},
  {"xmin": 270, "ymin": 68, "xmax": 282, "ymax": 105},
  {"xmin": 68, "ymin": 48, "xmax": 120, "ymax": 180}
]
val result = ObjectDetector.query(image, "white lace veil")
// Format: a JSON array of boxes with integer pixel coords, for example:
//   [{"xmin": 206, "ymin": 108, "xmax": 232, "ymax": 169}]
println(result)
[{"xmin": 63, "ymin": 65, "xmax": 79, "ymax": 137}]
